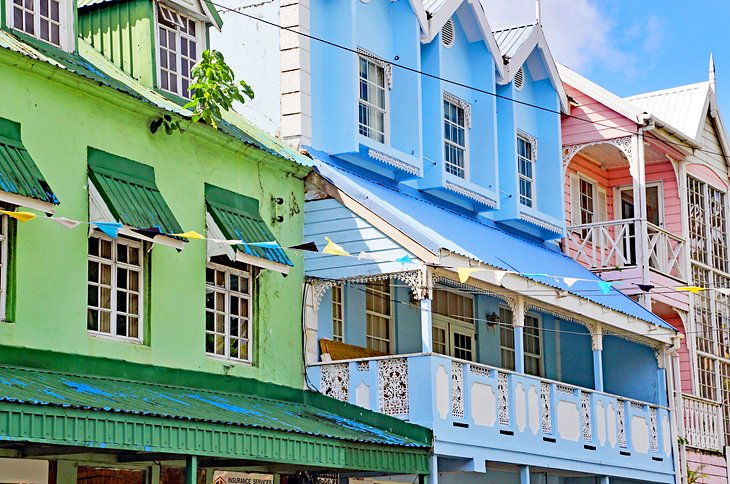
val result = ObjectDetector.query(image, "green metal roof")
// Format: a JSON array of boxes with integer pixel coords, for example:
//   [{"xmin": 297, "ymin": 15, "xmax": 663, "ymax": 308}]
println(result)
[
  {"xmin": 0, "ymin": 118, "xmax": 58, "ymax": 207},
  {"xmin": 88, "ymin": 148, "xmax": 184, "ymax": 235},
  {"xmin": 206, "ymin": 184, "xmax": 293, "ymax": 267},
  {"xmin": 0, "ymin": 364, "xmax": 430, "ymax": 472},
  {"xmin": 77, "ymin": 0, "xmax": 223, "ymax": 32}
]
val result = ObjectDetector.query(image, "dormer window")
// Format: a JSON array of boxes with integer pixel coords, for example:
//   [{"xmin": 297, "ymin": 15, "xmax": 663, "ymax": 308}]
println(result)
[
  {"xmin": 517, "ymin": 132, "xmax": 537, "ymax": 208},
  {"xmin": 156, "ymin": 3, "xmax": 202, "ymax": 98},
  {"xmin": 443, "ymin": 94, "xmax": 470, "ymax": 179},
  {"xmin": 9, "ymin": 0, "xmax": 72, "ymax": 50},
  {"xmin": 358, "ymin": 52, "xmax": 388, "ymax": 144}
]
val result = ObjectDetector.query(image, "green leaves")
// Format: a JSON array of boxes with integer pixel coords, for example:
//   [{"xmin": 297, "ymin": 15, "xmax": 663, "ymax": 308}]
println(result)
[
  {"xmin": 150, "ymin": 114, "xmax": 184, "ymax": 135},
  {"xmin": 183, "ymin": 49, "xmax": 254, "ymax": 130}
]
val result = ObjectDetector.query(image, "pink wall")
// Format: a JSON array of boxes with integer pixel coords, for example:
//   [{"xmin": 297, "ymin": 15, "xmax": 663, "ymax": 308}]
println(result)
[
  {"xmin": 687, "ymin": 449, "xmax": 728, "ymax": 483},
  {"xmin": 660, "ymin": 311, "xmax": 693, "ymax": 393},
  {"xmin": 562, "ymin": 84, "xmax": 639, "ymax": 146}
]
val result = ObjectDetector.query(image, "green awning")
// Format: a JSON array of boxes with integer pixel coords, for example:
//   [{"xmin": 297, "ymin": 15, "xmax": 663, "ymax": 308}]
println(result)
[
  {"xmin": 88, "ymin": 148, "xmax": 183, "ymax": 237},
  {"xmin": 205, "ymin": 184, "xmax": 293, "ymax": 270},
  {"xmin": 0, "ymin": 363, "xmax": 430, "ymax": 473},
  {"xmin": 0, "ymin": 118, "xmax": 58, "ymax": 212}
]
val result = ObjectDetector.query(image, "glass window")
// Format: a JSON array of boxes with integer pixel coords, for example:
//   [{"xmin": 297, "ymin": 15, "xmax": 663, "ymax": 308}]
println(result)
[
  {"xmin": 517, "ymin": 135, "xmax": 535, "ymax": 208},
  {"xmin": 205, "ymin": 262, "xmax": 253, "ymax": 361},
  {"xmin": 11, "ymin": 0, "xmax": 63, "ymax": 47},
  {"xmin": 498, "ymin": 307, "xmax": 541, "ymax": 376},
  {"xmin": 331, "ymin": 284, "xmax": 344, "ymax": 342},
  {"xmin": 358, "ymin": 55, "xmax": 387, "ymax": 143},
  {"xmin": 499, "ymin": 306, "xmax": 515, "ymax": 371},
  {"xmin": 444, "ymin": 98, "xmax": 467, "ymax": 179},
  {"xmin": 157, "ymin": 4, "xmax": 199, "ymax": 98},
  {"xmin": 87, "ymin": 235, "xmax": 143, "ymax": 341},
  {"xmin": 579, "ymin": 178, "xmax": 595, "ymax": 225},
  {"xmin": 365, "ymin": 279, "xmax": 391, "ymax": 353},
  {"xmin": 433, "ymin": 288, "xmax": 473, "ymax": 323},
  {"xmin": 432, "ymin": 289, "xmax": 475, "ymax": 361}
]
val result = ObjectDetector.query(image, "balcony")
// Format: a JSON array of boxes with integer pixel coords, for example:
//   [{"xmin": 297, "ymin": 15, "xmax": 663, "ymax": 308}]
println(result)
[
  {"xmin": 308, "ymin": 353, "xmax": 674, "ymax": 480},
  {"xmin": 682, "ymin": 393, "xmax": 725, "ymax": 453},
  {"xmin": 565, "ymin": 219, "xmax": 686, "ymax": 281}
]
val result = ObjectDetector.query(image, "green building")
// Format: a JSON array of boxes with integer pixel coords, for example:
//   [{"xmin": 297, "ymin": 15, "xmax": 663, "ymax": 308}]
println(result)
[{"xmin": 0, "ymin": 0, "xmax": 432, "ymax": 481}]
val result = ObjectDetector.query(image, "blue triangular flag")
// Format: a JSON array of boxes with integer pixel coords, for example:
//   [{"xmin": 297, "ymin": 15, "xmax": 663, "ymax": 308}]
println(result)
[
  {"xmin": 249, "ymin": 241, "xmax": 281, "ymax": 249},
  {"xmin": 92, "ymin": 221, "xmax": 123, "ymax": 239},
  {"xmin": 598, "ymin": 281, "xmax": 614, "ymax": 295},
  {"xmin": 395, "ymin": 254, "xmax": 412, "ymax": 264}
]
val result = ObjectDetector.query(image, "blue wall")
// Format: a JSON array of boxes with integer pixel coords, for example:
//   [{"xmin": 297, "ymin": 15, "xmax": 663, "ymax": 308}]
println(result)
[{"xmin": 603, "ymin": 335, "xmax": 660, "ymax": 404}]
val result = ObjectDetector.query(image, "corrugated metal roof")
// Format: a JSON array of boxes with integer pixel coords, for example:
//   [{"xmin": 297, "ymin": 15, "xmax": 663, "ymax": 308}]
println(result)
[
  {"xmin": 626, "ymin": 82, "xmax": 711, "ymax": 142},
  {"xmin": 0, "ymin": 364, "xmax": 426, "ymax": 447},
  {"xmin": 492, "ymin": 23, "xmax": 534, "ymax": 59},
  {"xmin": 0, "ymin": 31, "xmax": 313, "ymax": 170},
  {"xmin": 88, "ymin": 148, "xmax": 184, "ymax": 234},
  {"xmin": 310, "ymin": 153, "xmax": 674, "ymax": 330},
  {"xmin": 421, "ymin": 0, "xmax": 447, "ymax": 15},
  {"xmin": 77, "ymin": 0, "xmax": 114, "ymax": 8},
  {"xmin": 205, "ymin": 184, "xmax": 293, "ymax": 267},
  {"xmin": 0, "ymin": 135, "xmax": 58, "ymax": 206},
  {"xmin": 77, "ymin": 0, "xmax": 223, "ymax": 29}
]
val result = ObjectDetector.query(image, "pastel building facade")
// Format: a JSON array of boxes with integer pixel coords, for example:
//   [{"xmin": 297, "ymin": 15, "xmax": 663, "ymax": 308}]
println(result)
[
  {"xmin": 213, "ymin": 1, "xmax": 682, "ymax": 483},
  {"xmin": 560, "ymin": 61, "xmax": 730, "ymax": 482}
]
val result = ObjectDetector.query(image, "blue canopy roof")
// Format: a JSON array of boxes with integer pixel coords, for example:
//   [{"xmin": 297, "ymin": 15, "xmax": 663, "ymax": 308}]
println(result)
[{"xmin": 311, "ymin": 152, "xmax": 673, "ymax": 330}]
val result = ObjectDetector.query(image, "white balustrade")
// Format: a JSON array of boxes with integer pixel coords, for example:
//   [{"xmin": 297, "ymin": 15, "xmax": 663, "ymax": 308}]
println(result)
[{"xmin": 682, "ymin": 393, "xmax": 724, "ymax": 452}]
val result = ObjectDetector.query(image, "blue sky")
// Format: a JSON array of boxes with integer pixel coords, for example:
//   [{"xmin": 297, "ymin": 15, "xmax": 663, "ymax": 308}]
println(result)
[{"xmin": 484, "ymin": 0, "xmax": 730, "ymax": 116}]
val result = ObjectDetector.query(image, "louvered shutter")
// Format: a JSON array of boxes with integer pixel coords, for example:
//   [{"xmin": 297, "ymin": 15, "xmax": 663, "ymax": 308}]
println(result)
[
  {"xmin": 570, "ymin": 175, "xmax": 581, "ymax": 226},
  {"xmin": 597, "ymin": 187, "xmax": 607, "ymax": 222}
]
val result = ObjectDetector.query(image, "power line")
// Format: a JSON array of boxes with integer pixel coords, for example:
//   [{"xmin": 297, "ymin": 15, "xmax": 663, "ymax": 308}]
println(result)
[{"xmin": 210, "ymin": 1, "xmax": 730, "ymax": 161}]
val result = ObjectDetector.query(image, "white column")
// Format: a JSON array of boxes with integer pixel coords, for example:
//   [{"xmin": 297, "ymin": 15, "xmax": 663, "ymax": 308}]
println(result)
[
  {"xmin": 592, "ymin": 324, "xmax": 604, "ymax": 392},
  {"xmin": 429, "ymin": 454, "xmax": 438, "ymax": 484},
  {"xmin": 514, "ymin": 296, "xmax": 525, "ymax": 373},
  {"xmin": 519, "ymin": 465, "xmax": 530, "ymax": 484},
  {"xmin": 631, "ymin": 132, "xmax": 651, "ymax": 309},
  {"xmin": 420, "ymin": 267, "xmax": 433, "ymax": 353}
]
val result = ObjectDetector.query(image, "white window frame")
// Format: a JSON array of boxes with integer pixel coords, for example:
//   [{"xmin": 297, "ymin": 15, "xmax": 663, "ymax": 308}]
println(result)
[
  {"xmin": 498, "ymin": 306, "xmax": 542, "ymax": 376},
  {"xmin": 6, "ymin": 0, "xmax": 74, "ymax": 51},
  {"xmin": 443, "ymin": 93, "xmax": 471, "ymax": 180},
  {"xmin": 331, "ymin": 283, "xmax": 344, "ymax": 343},
  {"xmin": 523, "ymin": 313, "xmax": 543, "ymax": 377},
  {"xmin": 499, "ymin": 305, "xmax": 515, "ymax": 371},
  {"xmin": 205, "ymin": 261, "xmax": 254, "ymax": 363},
  {"xmin": 357, "ymin": 49, "xmax": 391, "ymax": 145},
  {"xmin": 0, "ymin": 215, "xmax": 8, "ymax": 321},
  {"xmin": 87, "ymin": 233, "xmax": 144, "ymax": 342},
  {"xmin": 365, "ymin": 279, "xmax": 393, "ymax": 354},
  {"xmin": 432, "ymin": 313, "xmax": 476, "ymax": 361},
  {"xmin": 517, "ymin": 131, "xmax": 537, "ymax": 208},
  {"xmin": 155, "ymin": 2, "xmax": 205, "ymax": 99}
]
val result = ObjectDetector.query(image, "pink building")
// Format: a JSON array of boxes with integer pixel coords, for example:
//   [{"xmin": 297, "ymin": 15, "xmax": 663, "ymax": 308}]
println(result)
[{"xmin": 560, "ymin": 59, "xmax": 730, "ymax": 483}]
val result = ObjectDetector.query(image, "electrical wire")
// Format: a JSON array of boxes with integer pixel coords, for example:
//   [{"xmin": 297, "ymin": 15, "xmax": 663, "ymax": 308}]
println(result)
[{"xmin": 209, "ymin": 1, "xmax": 730, "ymax": 162}]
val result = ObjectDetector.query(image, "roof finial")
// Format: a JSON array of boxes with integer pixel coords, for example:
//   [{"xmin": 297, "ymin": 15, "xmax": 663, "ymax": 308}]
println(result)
[
  {"xmin": 535, "ymin": 0, "xmax": 542, "ymax": 26},
  {"xmin": 710, "ymin": 53, "xmax": 716, "ymax": 86}
]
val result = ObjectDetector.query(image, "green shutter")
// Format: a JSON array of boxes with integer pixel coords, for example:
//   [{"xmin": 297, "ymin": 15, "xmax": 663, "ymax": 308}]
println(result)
[
  {"xmin": 0, "ymin": 118, "xmax": 58, "ymax": 208},
  {"xmin": 88, "ymin": 148, "xmax": 183, "ymax": 235},
  {"xmin": 205, "ymin": 184, "xmax": 293, "ymax": 267}
]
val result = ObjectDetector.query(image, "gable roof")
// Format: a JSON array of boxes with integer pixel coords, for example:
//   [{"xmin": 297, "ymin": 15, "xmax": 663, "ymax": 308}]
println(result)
[
  {"xmin": 309, "ymin": 150, "xmax": 675, "ymax": 337},
  {"xmin": 77, "ymin": 0, "xmax": 223, "ymax": 30},
  {"xmin": 493, "ymin": 23, "xmax": 568, "ymax": 112},
  {"xmin": 410, "ymin": 0, "xmax": 505, "ymax": 80}
]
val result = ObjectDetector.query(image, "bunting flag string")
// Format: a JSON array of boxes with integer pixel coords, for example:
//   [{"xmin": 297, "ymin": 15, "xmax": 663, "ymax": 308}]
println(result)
[{"xmin": 6, "ymin": 210, "xmax": 730, "ymax": 296}]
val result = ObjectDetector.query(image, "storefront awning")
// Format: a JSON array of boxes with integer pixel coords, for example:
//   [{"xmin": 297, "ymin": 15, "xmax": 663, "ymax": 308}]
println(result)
[{"xmin": 0, "ymin": 363, "xmax": 430, "ymax": 473}]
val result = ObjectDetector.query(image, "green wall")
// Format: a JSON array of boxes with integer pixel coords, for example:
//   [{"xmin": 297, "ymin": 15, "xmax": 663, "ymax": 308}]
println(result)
[{"xmin": 0, "ymin": 48, "xmax": 308, "ymax": 389}]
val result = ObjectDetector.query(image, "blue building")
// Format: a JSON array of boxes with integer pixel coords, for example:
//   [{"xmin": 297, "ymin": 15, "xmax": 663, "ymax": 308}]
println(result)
[{"xmin": 213, "ymin": 1, "xmax": 681, "ymax": 483}]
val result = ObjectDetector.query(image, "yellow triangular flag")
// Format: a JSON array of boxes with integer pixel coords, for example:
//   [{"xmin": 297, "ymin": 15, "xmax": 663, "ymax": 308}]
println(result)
[
  {"xmin": 323, "ymin": 236, "xmax": 350, "ymax": 257},
  {"xmin": 0, "ymin": 210, "xmax": 37, "ymax": 222},
  {"xmin": 171, "ymin": 230, "xmax": 206, "ymax": 240},
  {"xmin": 457, "ymin": 267, "xmax": 482, "ymax": 283},
  {"xmin": 676, "ymin": 286, "xmax": 705, "ymax": 294}
]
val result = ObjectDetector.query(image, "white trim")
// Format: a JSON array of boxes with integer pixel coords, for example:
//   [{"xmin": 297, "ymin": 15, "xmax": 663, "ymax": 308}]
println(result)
[
  {"xmin": 0, "ymin": 216, "xmax": 8, "ymax": 322},
  {"xmin": 443, "ymin": 93, "xmax": 470, "ymax": 180},
  {"xmin": 6, "ymin": 0, "xmax": 74, "ymax": 52},
  {"xmin": 357, "ymin": 50, "xmax": 391, "ymax": 145},
  {"xmin": 235, "ymin": 252, "xmax": 290, "ymax": 275},
  {"xmin": 517, "ymin": 131, "xmax": 537, "ymax": 208},
  {"xmin": 205, "ymin": 261, "xmax": 253, "ymax": 363},
  {"xmin": 0, "ymin": 191, "xmax": 54, "ymax": 215},
  {"xmin": 365, "ymin": 279, "xmax": 394, "ymax": 354}
]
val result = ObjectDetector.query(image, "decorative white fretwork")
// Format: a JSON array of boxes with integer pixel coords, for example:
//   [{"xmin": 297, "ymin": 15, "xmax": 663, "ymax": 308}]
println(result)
[
  {"xmin": 517, "ymin": 129, "xmax": 538, "ymax": 161},
  {"xmin": 617, "ymin": 400, "xmax": 627, "ymax": 448},
  {"xmin": 444, "ymin": 92, "xmax": 473, "ymax": 128},
  {"xmin": 357, "ymin": 361, "xmax": 370, "ymax": 372},
  {"xmin": 316, "ymin": 474, "xmax": 339, "ymax": 484},
  {"xmin": 444, "ymin": 181, "xmax": 497, "ymax": 208},
  {"xmin": 650, "ymin": 407, "xmax": 659, "ymax": 453},
  {"xmin": 541, "ymin": 382, "xmax": 552, "ymax": 434},
  {"xmin": 470, "ymin": 364, "xmax": 490, "ymax": 378},
  {"xmin": 556, "ymin": 384, "xmax": 574, "ymax": 395},
  {"xmin": 434, "ymin": 275, "xmax": 516, "ymax": 310},
  {"xmin": 497, "ymin": 372, "xmax": 510, "ymax": 426},
  {"xmin": 395, "ymin": 270, "xmax": 427, "ymax": 300},
  {"xmin": 357, "ymin": 47, "xmax": 392, "ymax": 89},
  {"xmin": 451, "ymin": 361, "xmax": 464, "ymax": 418},
  {"xmin": 630, "ymin": 401, "xmax": 645, "ymax": 410},
  {"xmin": 378, "ymin": 358, "xmax": 409, "ymax": 415},
  {"xmin": 518, "ymin": 212, "xmax": 562, "ymax": 234},
  {"xmin": 562, "ymin": 136, "xmax": 633, "ymax": 171},
  {"xmin": 321, "ymin": 364, "xmax": 349, "ymax": 402},
  {"xmin": 581, "ymin": 391, "xmax": 593, "ymax": 441},
  {"xmin": 308, "ymin": 270, "xmax": 425, "ymax": 310},
  {"xmin": 368, "ymin": 148, "xmax": 420, "ymax": 177},
  {"xmin": 524, "ymin": 304, "xmax": 594, "ymax": 332}
]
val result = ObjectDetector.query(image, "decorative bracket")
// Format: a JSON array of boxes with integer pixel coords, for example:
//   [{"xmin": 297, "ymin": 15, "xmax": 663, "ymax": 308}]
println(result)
[{"xmin": 562, "ymin": 135, "xmax": 634, "ymax": 171}]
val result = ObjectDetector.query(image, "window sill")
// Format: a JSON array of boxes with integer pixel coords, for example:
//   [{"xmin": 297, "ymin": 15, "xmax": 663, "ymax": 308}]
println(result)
[
  {"xmin": 88, "ymin": 331, "xmax": 145, "ymax": 345},
  {"xmin": 205, "ymin": 353, "xmax": 253, "ymax": 367}
]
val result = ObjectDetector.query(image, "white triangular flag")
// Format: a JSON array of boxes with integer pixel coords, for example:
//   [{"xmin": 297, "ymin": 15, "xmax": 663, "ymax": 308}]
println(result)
[
  {"xmin": 51, "ymin": 217, "xmax": 83, "ymax": 229},
  {"xmin": 493, "ymin": 270, "xmax": 509, "ymax": 285},
  {"xmin": 563, "ymin": 277, "xmax": 580, "ymax": 288}
]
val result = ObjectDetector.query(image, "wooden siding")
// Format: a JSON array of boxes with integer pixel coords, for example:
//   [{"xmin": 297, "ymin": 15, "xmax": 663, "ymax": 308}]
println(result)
[
  {"xmin": 686, "ymin": 449, "xmax": 728, "ymax": 483},
  {"xmin": 659, "ymin": 311, "xmax": 693, "ymax": 393},
  {"xmin": 685, "ymin": 116, "xmax": 730, "ymax": 184},
  {"xmin": 562, "ymin": 84, "xmax": 638, "ymax": 146},
  {"xmin": 304, "ymin": 198, "xmax": 415, "ymax": 279},
  {"xmin": 79, "ymin": 0, "xmax": 155, "ymax": 87}
]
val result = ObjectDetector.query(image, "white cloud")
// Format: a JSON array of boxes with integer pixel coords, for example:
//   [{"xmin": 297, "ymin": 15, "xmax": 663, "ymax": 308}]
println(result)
[{"xmin": 482, "ymin": 0, "xmax": 650, "ymax": 77}]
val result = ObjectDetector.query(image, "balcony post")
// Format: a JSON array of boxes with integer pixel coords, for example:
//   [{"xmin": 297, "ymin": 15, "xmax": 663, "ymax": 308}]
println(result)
[
  {"xmin": 429, "ymin": 453, "xmax": 438, "ymax": 484},
  {"xmin": 598, "ymin": 477, "xmax": 609, "ymax": 484},
  {"xmin": 185, "ymin": 455, "xmax": 197, "ymax": 484},
  {"xmin": 631, "ymin": 132, "xmax": 651, "ymax": 309},
  {"xmin": 420, "ymin": 267, "xmax": 433, "ymax": 353},
  {"xmin": 592, "ymin": 324, "xmax": 604, "ymax": 392},
  {"xmin": 514, "ymin": 296, "xmax": 525, "ymax": 373},
  {"xmin": 519, "ymin": 465, "xmax": 529, "ymax": 484}
]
